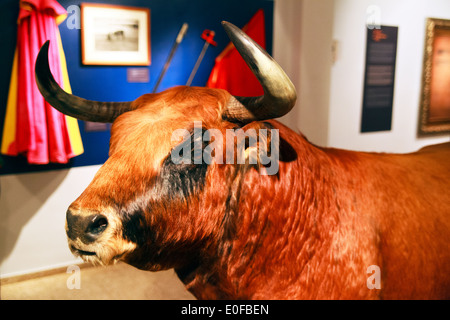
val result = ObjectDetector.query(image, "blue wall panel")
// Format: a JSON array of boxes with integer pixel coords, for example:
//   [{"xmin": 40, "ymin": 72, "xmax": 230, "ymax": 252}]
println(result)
[{"xmin": 0, "ymin": 0, "xmax": 273, "ymax": 175}]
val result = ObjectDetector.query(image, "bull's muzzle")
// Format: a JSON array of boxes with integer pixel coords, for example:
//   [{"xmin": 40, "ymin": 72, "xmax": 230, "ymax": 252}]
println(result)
[{"xmin": 66, "ymin": 209, "xmax": 108, "ymax": 244}]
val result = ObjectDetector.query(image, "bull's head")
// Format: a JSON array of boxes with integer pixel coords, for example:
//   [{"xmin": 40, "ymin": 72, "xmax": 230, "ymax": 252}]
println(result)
[{"xmin": 35, "ymin": 22, "xmax": 296, "ymax": 271}]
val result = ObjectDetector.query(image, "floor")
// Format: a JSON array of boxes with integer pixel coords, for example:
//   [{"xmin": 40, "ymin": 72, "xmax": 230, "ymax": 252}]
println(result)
[{"xmin": 0, "ymin": 262, "xmax": 195, "ymax": 300}]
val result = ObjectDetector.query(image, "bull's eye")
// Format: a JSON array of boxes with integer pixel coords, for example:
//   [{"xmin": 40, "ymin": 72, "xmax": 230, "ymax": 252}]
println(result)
[{"xmin": 86, "ymin": 215, "xmax": 108, "ymax": 235}]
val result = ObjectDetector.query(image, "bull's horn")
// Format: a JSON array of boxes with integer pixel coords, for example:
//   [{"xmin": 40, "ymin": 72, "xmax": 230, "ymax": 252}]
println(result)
[
  {"xmin": 221, "ymin": 21, "xmax": 297, "ymax": 123},
  {"xmin": 35, "ymin": 41, "xmax": 132, "ymax": 123}
]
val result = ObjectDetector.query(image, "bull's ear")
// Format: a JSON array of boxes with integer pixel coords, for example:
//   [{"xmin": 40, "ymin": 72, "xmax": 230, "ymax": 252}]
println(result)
[{"xmin": 235, "ymin": 122, "xmax": 277, "ymax": 169}]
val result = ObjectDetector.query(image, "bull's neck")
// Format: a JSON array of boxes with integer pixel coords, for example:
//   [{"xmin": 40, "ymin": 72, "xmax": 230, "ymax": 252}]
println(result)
[{"xmin": 177, "ymin": 133, "xmax": 349, "ymax": 299}]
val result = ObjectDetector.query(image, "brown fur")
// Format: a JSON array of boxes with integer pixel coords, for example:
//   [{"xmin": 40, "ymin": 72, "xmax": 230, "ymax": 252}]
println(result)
[{"xmin": 69, "ymin": 86, "xmax": 450, "ymax": 299}]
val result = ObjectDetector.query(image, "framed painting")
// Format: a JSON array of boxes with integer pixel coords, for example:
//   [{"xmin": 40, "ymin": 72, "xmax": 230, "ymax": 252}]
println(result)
[
  {"xmin": 419, "ymin": 18, "xmax": 450, "ymax": 134},
  {"xmin": 81, "ymin": 3, "xmax": 151, "ymax": 66}
]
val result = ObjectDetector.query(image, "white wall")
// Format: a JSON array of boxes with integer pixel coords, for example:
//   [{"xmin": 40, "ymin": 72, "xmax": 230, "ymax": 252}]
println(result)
[
  {"xmin": 0, "ymin": 166, "xmax": 100, "ymax": 278},
  {"xmin": 275, "ymin": 0, "xmax": 449, "ymax": 151},
  {"xmin": 275, "ymin": 0, "xmax": 335, "ymax": 147},
  {"xmin": 273, "ymin": 0, "xmax": 302, "ymax": 134},
  {"xmin": 328, "ymin": 0, "xmax": 450, "ymax": 152}
]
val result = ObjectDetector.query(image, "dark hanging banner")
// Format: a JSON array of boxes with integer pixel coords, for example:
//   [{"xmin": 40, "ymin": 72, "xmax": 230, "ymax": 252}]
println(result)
[{"xmin": 361, "ymin": 25, "xmax": 398, "ymax": 133}]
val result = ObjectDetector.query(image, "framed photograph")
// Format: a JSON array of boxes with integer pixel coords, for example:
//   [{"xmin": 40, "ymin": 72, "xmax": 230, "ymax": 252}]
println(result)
[
  {"xmin": 81, "ymin": 3, "xmax": 150, "ymax": 66},
  {"xmin": 419, "ymin": 18, "xmax": 450, "ymax": 134}
]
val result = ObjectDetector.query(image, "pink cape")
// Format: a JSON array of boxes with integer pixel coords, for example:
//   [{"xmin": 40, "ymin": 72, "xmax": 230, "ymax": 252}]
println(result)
[{"xmin": 3, "ymin": 0, "xmax": 83, "ymax": 164}]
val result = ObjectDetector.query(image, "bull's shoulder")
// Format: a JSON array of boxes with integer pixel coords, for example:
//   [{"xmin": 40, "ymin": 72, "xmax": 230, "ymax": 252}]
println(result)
[
  {"xmin": 417, "ymin": 142, "xmax": 450, "ymax": 154},
  {"xmin": 410, "ymin": 142, "xmax": 450, "ymax": 170}
]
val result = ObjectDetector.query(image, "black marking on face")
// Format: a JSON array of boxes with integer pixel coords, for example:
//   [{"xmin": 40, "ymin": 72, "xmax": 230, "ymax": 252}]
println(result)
[
  {"xmin": 120, "ymin": 126, "xmax": 209, "ymax": 247},
  {"xmin": 158, "ymin": 126, "xmax": 209, "ymax": 201},
  {"xmin": 120, "ymin": 203, "xmax": 149, "ymax": 247}
]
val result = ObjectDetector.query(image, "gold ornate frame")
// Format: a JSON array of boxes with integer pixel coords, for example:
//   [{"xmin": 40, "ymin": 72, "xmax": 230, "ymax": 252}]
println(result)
[{"xmin": 419, "ymin": 18, "xmax": 450, "ymax": 135}]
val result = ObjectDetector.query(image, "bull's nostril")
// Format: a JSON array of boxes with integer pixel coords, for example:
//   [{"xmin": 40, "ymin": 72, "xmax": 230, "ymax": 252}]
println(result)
[{"xmin": 86, "ymin": 215, "xmax": 108, "ymax": 236}]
